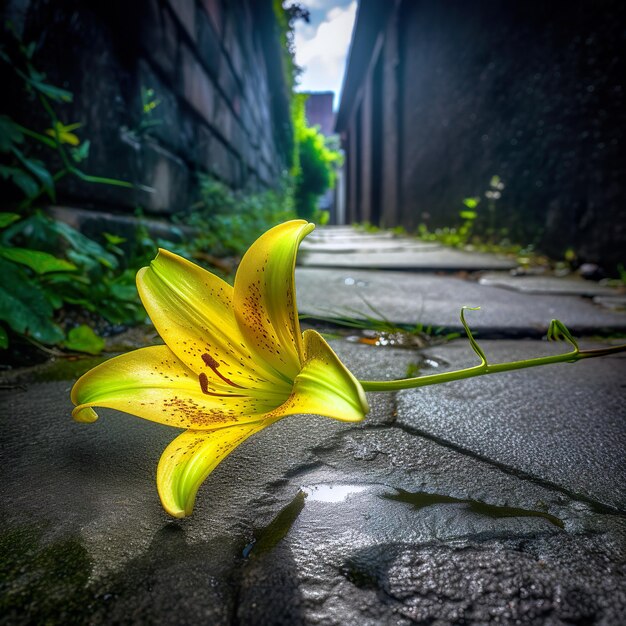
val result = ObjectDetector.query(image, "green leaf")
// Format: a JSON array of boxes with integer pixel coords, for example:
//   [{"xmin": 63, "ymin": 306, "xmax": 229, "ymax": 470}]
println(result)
[
  {"xmin": 0, "ymin": 213, "xmax": 21, "ymax": 229},
  {"xmin": 62, "ymin": 324, "xmax": 105, "ymax": 355},
  {"xmin": 24, "ymin": 42, "xmax": 36, "ymax": 59},
  {"xmin": 0, "ymin": 246, "xmax": 77, "ymax": 274},
  {"xmin": 28, "ymin": 68, "xmax": 46, "ymax": 82},
  {"xmin": 42, "ymin": 272, "xmax": 90, "ymax": 286},
  {"xmin": 462, "ymin": 197, "xmax": 480, "ymax": 209},
  {"xmin": 4, "ymin": 167, "xmax": 39, "ymax": 197},
  {"xmin": 103, "ymin": 232, "xmax": 126, "ymax": 245},
  {"xmin": 0, "ymin": 325, "xmax": 8, "ymax": 349},
  {"xmin": 45, "ymin": 291, "xmax": 63, "ymax": 309},
  {"xmin": 30, "ymin": 79, "xmax": 73, "ymax": 102},
  {"xmin": 12, "ymin": 150, "xmax": 55, "ymax": 199},
  {"xmin": 95, "ymin": 254, "xmax": 116, "ymax": 269},
  {"xmin": 6, "ymin": 214, "xmax": 118, "ymax": 270},
  {"xmin": 107, "ymin": 281, "xmax": 137, "ymax": 301},
  {"xmin": 547, "ymin": 319, "xmax": 579, "ymax": 352},
  {"xmin": 51, "ymin": 220, "xmax": 118, "ymax": 269},
  {"xmin": 0, "ymin": 115, "xmax": 24, "ymax": 151},
  {"xmin": 66, "ymin": 250, "xmax": 99, "ymax": 271},
  {"xmin": 70, "ymin": 139, "xmax": 90, "ymax": 163},
  {"xmin": 0, "ymin": 257, "xmax": 64, "ymax": 344},
  {"xmin": 459, "ymin": 210, "xmax": 477, "ymax": 220}
]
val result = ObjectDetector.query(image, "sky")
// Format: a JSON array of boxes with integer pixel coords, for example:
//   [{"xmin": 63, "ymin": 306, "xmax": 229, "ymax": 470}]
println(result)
[{"xmin": 292, "ymin": 0, "xmax": 358, "ymax": 110}]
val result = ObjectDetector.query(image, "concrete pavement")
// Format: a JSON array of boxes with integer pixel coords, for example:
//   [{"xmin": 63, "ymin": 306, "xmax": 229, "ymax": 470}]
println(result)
[{"xmin": 1, "ymin": 226, "xmax": 625, "ymax": 624}]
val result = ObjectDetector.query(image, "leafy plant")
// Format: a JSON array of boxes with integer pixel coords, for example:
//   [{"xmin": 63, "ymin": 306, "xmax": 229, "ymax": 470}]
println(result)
[
  {"xmin": 0, "ymin": 28, "xmax": 141, "ymax": 356},
  {"xmin": 417, "ymin": 176, "xmax": 509, "ymax": 249},
  {"xmin": 126, "ymin": 86, "xmax": 163, "ymax": 139},
  {"xmin": 0, "ymin": 211, "xmax": 147, "ymax": 353},
  {"xmin": 355, "ymin": 222, "xmax": 381, "ymax": 234},
  {"xmin": 0, "ymin": 27, "xmax": 131, "ymax": 211},
  {"xmin": 272, "ymin": 1, "xmax": 309, "ymax": 95},
  {"xmin": 0, "ymin": 250, "xmax": 64, "ymax": 348},
  {"xmin": 180, "ymin": 174, "xmax": 296, "ymax": 263}
]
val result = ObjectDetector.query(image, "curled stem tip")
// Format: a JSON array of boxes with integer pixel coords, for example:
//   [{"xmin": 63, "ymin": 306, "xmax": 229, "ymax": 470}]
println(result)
[{"xmin": 460, "ymin": 306, "xmax": 487, "ymax": 366}]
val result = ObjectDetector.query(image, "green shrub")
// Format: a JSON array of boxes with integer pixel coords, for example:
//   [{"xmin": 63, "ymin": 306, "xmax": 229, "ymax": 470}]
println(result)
[
  {"xmin": 0, "ymin": 27, "xmax": 138, "ymax": 356},
  {"xmin": 180, "ymin": 175, "xmax": 296, "ymax": 261},
  {"xmin": 0, "ymin": 211, "xmax": 147, "ymax": 352}
]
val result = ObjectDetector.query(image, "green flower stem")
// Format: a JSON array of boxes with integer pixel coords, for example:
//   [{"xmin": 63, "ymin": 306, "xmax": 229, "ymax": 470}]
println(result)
[
  {"xmin": 17, "ymin": 90, "xmax": 132, "ymax": 212},
  {"xmin": 359, "ymin": 343, "xmax": 626, "ymax": 392},
  {"xmin": 38, "ymin": 93, "xmax": 133, "ymax": 188},
  {"xmin": 14, "ymin": 124, "xmax": 57, "ymax": 148},
  {"xmin": 359, "ymin": 308, "xmax": 626, "ymax": 392}
]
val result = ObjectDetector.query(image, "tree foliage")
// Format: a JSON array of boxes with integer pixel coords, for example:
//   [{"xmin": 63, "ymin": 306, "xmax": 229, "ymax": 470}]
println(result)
[{"xmin": 292, "ymin": 94, "xmax": 341, "ymax": 220}]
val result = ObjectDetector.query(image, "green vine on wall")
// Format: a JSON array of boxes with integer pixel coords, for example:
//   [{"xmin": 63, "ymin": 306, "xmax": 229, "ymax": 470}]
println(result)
[
  {"xmin": 0, "ymin": 26, "xmax": 132, "ymax": 210},
  {"xmin": 0, "ymin": 26, "xmax": 143, "ymax": 357}
]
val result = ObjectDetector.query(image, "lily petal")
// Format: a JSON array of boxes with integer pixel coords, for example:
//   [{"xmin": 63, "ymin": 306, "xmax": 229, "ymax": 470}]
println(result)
[
  {"xmin": 71, "ymin": 346, "xmax": 282, "ymax": 429},
  {"xmin": 234, "ymin": 220, "xmax": 314, "ymax": 382},
  {"xmin": 137, "ymin": 249, "xmax": 289, "ymax": 391},
  {"xmin": 269, "ymin": 330, "xmax": 369, "ymax": 423},
  {"xmin": 157, "ymin": 422, "xmax": 271, "ymax": 517}
]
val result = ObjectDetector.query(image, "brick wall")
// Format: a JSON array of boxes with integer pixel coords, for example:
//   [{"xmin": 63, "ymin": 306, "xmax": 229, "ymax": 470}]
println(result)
[{"xmin": 4, "ymin": 0, "xmax": 291, "ymax": 218}]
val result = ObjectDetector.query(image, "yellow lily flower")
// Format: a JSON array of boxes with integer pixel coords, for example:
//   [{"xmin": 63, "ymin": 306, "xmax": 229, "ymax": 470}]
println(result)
[
  {"xmin": 71, "ymin": 221, "xmax": 369, "ymax": 518},
  {"xmin": 45, "ymin": 121, "xmax": 81, "ymax": 146}
]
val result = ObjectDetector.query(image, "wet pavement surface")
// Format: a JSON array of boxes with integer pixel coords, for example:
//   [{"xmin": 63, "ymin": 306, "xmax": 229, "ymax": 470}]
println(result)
[
  {"xmin": 296, "ymin": 268, "xmax": 626, "ymax": 336},
  {"xmin": 1, "ymin": 227, "xmax": 625, "ymax": 624}
]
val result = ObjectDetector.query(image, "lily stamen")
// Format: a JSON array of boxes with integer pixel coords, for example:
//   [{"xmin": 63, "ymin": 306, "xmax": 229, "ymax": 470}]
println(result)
[
  {"xmin": 201, "ymin": 353, "xmax": 246, "ymax": 388},
  {"xmin": 197, "ymin": 373, "xmax": 246, "ymax": 397}
]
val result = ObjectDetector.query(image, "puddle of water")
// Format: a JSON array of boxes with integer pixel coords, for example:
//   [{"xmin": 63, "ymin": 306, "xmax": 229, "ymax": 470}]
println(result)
[
  {"xmin": 382, "ymin": 488, "xmax": 564, "ymax": 529},
  {"xmin": 343, "ymin": 277, "xmax": 368, "ymax": 287},
  {"xmin": 302, "ymin": 483, "xmax": 369, "ymax": 503},
  {"xmin": 346, "ymin": 331, "xmax": 433, "ymax": 349},
  {"xmin": 405, "ymin": 357, "xmax": 444, "ymax": 378},
  {"xmin": 242, "ymin": 484, "xmax": 564, "ymax": 559},
  {"xmin": 243, "ymin": 484, "xmax": 370, "ymax": 557}
]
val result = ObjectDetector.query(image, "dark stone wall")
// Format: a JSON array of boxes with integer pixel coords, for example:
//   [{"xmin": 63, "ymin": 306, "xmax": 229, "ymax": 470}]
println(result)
[
  {"xmin": 380, "ymin": 8, "xmax": 401, "ymax": 228},
  {"xmin": 338, "ymin": 0, "xmax": 626, "ymax": 270},
  {"xmin": 3, "ymin": 0, "xmax": 291, "ymax": 217}
]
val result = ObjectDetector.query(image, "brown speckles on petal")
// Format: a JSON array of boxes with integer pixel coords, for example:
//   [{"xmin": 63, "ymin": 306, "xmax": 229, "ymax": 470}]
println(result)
[{"xmin": 162, "ymin": 396, "xmax": 239, "ymax": 427}]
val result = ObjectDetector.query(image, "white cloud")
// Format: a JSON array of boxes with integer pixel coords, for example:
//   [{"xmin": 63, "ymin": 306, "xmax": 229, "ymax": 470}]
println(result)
[
  {"xmin": 299, "ymin": 0, "xmax": 335, "ymax": 8},
  {"xmin": 294, "ymin": 0, "xmax": 357, "ymax": 107}
]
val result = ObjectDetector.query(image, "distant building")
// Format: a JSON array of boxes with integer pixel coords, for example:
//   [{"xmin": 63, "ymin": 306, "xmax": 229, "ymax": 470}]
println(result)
[
  {"xmin": 336, "ymin": 0, "xmax": 626, "ymax": 269},
  {"xmin": 303, "ymin": 91, "xmax": 335, "ymax": 136}
]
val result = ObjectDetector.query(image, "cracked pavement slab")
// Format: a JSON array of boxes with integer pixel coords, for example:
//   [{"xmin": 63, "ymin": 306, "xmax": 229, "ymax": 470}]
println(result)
[
  {"xmin": 298, "ymin": 248, "xmax": 517, "ymax": 272},
  {"xmin": 391, "ymin": 339, "xmax": 626, "ymax": 511},
  {"xmin": 478, "ymin": 272, "xmax": 620, "ymax": 296},
  {"xmin": 296, "ymin": 267, "xmax": 626, "ymax": 335},
  {"xmin": 299, "ymin": 228, "xmax": 517, "ymax": 270}
]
